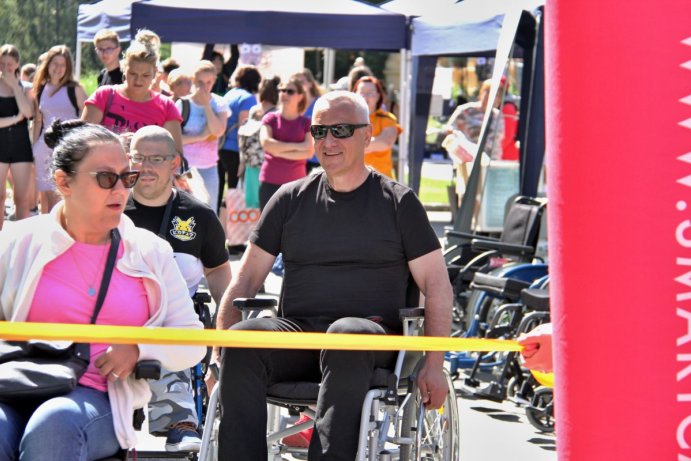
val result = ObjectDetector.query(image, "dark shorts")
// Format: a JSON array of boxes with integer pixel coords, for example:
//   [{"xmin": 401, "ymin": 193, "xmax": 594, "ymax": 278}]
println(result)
[{"xmin": 0, "ymin": 123, "xmax": 33, "ymax": 164}]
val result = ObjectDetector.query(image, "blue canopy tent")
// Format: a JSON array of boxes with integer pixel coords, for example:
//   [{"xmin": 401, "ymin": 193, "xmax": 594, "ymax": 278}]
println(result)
[
  {"xmin": 75, "ymin": 0, "xmax": 139, "ymax": 77},
  {"xmin": 406, "ymin": 0, "xmax": 545, "ymax": 232},
  {"xmin": 129, "ymin": 0, "xmax": 412, "ymax": 180},
  {"xmin": 130, "ymin": 0, "xmax": 407, "ymax": 50}
]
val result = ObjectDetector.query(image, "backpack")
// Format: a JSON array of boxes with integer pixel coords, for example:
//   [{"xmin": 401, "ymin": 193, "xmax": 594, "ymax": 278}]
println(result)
[
  {"xmin": 180, "ymin": 98, "xmax": 191, "ymax": 129},
  {"xmin": 238, "ymin": 107, "xmax": 274, "ymax": 168}
]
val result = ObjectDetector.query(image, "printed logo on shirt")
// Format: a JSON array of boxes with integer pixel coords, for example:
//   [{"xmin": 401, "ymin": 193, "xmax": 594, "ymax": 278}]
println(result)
[{"xmin": 170, "ymin": 216, "xmax": 197, "ymax": 242}]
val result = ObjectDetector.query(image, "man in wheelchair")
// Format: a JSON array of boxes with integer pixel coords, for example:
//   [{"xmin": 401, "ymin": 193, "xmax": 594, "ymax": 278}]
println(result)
[
  {"xmin": 125, "ymin": 126, "xmax": 232, "ymax": 452},
  {"xmin": 213, "ymin": 91, "xmax": 453, "ymax": 460}
]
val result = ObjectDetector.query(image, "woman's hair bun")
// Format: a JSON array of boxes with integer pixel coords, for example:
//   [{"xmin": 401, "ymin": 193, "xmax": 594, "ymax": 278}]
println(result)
[
  {"xmin": 134, "ymin": 29, "xmax": 161, "ymax": 54},
  {"xmin": 44, "ymin": 119, "xmax": 87, "ymax": 149}
]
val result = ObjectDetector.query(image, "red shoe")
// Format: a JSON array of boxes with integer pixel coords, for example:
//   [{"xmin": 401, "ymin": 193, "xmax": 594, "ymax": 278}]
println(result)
[{"xmin": 281, "ymin": 414, "xmax": 314, "ymax": 448}]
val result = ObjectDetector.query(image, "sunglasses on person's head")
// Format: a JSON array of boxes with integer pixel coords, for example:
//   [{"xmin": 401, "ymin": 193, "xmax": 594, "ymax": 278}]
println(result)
[
  {"xmin": 310, "ymin": 124, "xmax": 369, "ymax": 140},
  {"xmin": 278, "ymin": 88, "xmax": 297, "ymax": 95},
  {"xmin": 84, "ymin": 171, "xmax": 140, "ymax": 189},
  {"xmin": 130, "ymin": 154, "xmax": 176, "ymax": 165}
]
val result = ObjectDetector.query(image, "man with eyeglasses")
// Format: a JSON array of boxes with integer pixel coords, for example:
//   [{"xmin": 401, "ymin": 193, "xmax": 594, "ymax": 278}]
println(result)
[
  {"xmin": 124, "ymin": 126, "xmax": 231, "ymax": 453},
  {"xmin": 214, "ymin": 91, "xmax": 452, "ymax": 460},
  {"xmin": 93, "ymin": 29, "xmax": 123, "ymax": 87}
]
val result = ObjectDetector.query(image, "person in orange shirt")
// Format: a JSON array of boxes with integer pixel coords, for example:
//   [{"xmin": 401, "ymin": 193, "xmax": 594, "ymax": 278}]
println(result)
[{"xmin": 353, "ymin": 76, "xmax": 401, "ymax": 179}]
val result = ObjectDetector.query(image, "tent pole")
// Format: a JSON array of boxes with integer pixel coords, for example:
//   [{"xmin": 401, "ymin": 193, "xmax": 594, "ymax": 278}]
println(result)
[
  {"xmin": 454, "ymin": 7, "xmax": 522, "ymax": 233},
  {"xmin": 397, "ymin": 48, "xmax": 410, "ymax": 185},
  {"xmin": 76, "ymin": 39, "xmax": 82, "ymax": 80},
  {"xmin": 323, "ymin": 48, "xmax": 335, "ymax": 88}
]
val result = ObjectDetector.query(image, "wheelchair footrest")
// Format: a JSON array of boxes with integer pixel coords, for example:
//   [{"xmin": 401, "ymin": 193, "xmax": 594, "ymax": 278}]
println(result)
[{"xmin": 474, "ymin": 382, "xmax": 506, "ymax": 403}]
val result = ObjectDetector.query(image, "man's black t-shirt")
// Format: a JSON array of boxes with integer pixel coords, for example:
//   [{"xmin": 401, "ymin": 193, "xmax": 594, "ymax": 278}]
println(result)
[
  {"xmin": 251, "ymin": 170, "xmax": 440, "ymax": 331},
  {"xmin": 125, "ymin": 190, "xmax": 228, "ymax": 292},
  {"xmin": 97, "ymin": 67, "xmax": 124, "ymax": 87}
]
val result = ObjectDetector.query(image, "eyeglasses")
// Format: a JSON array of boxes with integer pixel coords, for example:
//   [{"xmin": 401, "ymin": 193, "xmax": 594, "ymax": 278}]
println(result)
[
  {"xmin": 84, "ymin": 171, "xmax": 140, "ymax": 189},
  {"xmin": 130, "ymin": 154, "xmax": 176, "ymax": 165},
  {"xmin": 95, "ymin": 47, "xmax": 118, "ymax": 55},
  {"xmin": 278, "ymin": 88, "xmax": 297, "ymax": 95},
  {"xmin": 310, "ymin": 124, "xmax": 369, "ymax": 140}
]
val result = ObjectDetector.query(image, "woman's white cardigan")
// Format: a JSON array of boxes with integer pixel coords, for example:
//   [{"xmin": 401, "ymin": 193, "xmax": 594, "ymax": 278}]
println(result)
[{"xmin": 0, "ymin": 203, "xmax": 206, "ymax": 448}]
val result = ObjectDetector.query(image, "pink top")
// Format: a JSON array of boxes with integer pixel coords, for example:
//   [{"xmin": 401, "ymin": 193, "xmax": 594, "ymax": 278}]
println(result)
[
  {"xmin": 85, "ymin": 85, "xmax": 181, "ymax": 134},
  {"xmin": 259, "ymin": 111, "xmax": 311, "ymax": 185},
  {"xmin": 27, "ymin": 241, "xmax": 150, "ymax": 392}
]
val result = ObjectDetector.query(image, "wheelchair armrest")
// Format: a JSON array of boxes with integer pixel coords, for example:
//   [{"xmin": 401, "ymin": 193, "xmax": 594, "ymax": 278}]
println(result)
[
  {"xmin": 447, "ymin": 230, "xmax": 499, "ymax": 243},
  {"xmin": 233, "ymin": 297, "xmax": 278, "ymax": 311},
  {"xmin": 192, "ymin": 291, "xmax": 212, "ymax": 304},
  {"xmin": 399, "ymin": 307, "xmax": 425, "ymax": 320},
  {"xmin": 471, "ymin": 239, "xmax": 535, "ymax": 257},
  {"xmin": 134, "ymin": 360, "xmax": 161, "ymax": 380}
]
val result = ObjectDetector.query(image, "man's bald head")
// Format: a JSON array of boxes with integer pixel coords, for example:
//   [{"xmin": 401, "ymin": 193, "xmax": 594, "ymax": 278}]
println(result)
[
  {"xmin": 131, "ymin": 125, "xmax": 177, "ymax": 155},
  {"xmin": 312, "ymin": 91, "xmax": 370, "ymax": 125}
]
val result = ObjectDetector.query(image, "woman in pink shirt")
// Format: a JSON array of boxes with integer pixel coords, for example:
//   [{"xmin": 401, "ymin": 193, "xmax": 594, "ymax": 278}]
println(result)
[
  {"xmin": 258, "ymin": 76, "xmax": 314, "ymax": 209},
  {"xmin": 0, "ymin": 120, "xmax": 204, "ymax": 459},
  {"xmin": 82, "ymin": 29, "xmax": 183, "ymax": 154}
]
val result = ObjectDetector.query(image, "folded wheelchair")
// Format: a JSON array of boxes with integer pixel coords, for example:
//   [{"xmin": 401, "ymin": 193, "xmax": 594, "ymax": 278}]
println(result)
[{"xmin": 198, "ymin": 298, "xmax": 460, "ymax": 461}]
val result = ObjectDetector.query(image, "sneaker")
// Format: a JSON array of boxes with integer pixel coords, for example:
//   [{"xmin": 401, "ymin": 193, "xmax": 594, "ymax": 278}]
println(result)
[
  {"xmin": 281, "ymin": 414, "xmax": 314, "ymax": 448},
  {"xmin": 165, "ymin": 422, "xmax": 202, "ymax": 453}
]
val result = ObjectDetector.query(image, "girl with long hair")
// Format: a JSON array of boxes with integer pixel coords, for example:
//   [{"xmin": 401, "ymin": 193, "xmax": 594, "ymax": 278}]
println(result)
[{"xmin": 32, "ymin": 45, "xmax": 87, "ymax": 213}]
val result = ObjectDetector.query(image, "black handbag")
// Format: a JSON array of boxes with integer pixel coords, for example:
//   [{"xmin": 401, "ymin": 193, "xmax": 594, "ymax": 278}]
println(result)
[{"xmin": 0, "ymin": 229, "xmax": 121, "ymax": 404}]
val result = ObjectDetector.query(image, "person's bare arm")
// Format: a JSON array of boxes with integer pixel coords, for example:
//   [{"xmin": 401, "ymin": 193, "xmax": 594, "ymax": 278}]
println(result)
[
  {"xmin": 408, "ymin": 248, "xmax": 453, "ymax": 409},
  {"xmin": 82, "ymin": 104, "xmax": 104, "ymax": 124},
  {"xmin": 259, "ymin": 124, "xmax": 314, "ymax": 159},
  {"xmin": 0, "ymin": 113, "xmax": 24, "ymax": 129},
  {"xmin": 75, "ymin": 84, "xmax": 88, "ymax": 112},
  {"xmin": 216, "ymin": 243, "xmax": 275, "ymax": 331},
  {"xmin": 365, "ymin": 126, "xmax": 398, "ymax": 153},
  {"xmin": 163, "ymin": 119, "xmax": 184, "ymax": 155},
  {"xmin": 1, "ymin": 71, "xmax": 32, "ymax": 119},
  {"xmin": 203, "ymin": 261, "xmax": 232, "ymax": 306}
]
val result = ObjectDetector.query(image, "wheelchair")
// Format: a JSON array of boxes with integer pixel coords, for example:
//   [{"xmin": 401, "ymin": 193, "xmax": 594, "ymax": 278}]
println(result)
[
  {"xmin": 463, "ymin": 283, "xmax": 551, "ymax": 403},
  {"xmin": 444, "ymin": 195, "xmax": 547, "ymax": 336},
  {"xmin": 198, "ymin": 298, "xmax": 461, "ymax": 461},
  {"xmin": 107, "ymin": 291, "xmax": 214, "ymax": 461}
]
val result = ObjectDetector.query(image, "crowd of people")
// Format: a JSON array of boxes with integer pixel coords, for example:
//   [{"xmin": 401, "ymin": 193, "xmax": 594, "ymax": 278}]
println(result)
[
  {"xmin": 1, "ymin": 30, "xmax": 411, "ymax": 233},
  {"xmin": 0, "ymin": 28, "xmax": 545, "ymax": 461}
]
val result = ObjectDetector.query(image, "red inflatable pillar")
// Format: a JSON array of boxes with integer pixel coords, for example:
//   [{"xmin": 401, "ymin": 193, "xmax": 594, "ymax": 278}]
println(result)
[{"xmin": 545, "ymin": 1, "xmax": 691, "ymax": 459}]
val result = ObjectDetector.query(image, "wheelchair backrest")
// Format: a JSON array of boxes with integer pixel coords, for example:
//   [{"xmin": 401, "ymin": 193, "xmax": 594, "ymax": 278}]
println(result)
[{"xmin": 500, "ymin": 196, "xmax": 547, "ymax": 249}]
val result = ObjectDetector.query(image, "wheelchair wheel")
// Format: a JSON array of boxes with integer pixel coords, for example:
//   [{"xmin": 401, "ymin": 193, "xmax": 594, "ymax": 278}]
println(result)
[
  {"xmin": 400, "ymin": 371, "xmax": 460, "ymax": 460},
  {"xmin": 525, "ymin": 386, "xmax": 555, "ymax": 433}
]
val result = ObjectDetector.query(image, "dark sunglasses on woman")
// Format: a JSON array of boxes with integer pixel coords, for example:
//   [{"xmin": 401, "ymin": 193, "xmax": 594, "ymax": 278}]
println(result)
[
  {"xmin": 310, "ymin": 124, "xmax": 369, "ymax": 140},
  {"xmin": 85, "ymin": 171, "xmax": 140, "ymax": 189},
  {"xmin": 278, "ymin": 88, "xmax": 297, "ymax": 95}
]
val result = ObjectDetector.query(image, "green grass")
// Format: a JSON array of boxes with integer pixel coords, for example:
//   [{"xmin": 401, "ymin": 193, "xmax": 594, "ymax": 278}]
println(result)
[
  {"xmin": 418, "ymin": 176, "xmax": 451, "ymax": 206},
  {"xmin": 80, "ymin": 71, "xmax": 99, "ymax": 97}
]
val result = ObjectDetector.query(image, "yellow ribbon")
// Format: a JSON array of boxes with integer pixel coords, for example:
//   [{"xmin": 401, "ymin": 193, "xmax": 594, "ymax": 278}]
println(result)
[{"xmin": 0, "ymin": 321, "xmax": 521, "ymax": 352}]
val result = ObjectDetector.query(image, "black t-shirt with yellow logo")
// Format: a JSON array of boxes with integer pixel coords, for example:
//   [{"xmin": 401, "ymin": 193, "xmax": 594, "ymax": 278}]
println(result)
[{"xmin": 125, "ymin": 190, "xmax": 228, "ymax": 293}]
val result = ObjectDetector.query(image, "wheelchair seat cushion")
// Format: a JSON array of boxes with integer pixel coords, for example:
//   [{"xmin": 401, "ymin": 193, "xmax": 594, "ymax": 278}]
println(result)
[
  {"xmin": 266, "ymin": 367, "xmax": 396, "ymax": 405},
  {"xmin": 470, "ymin": 273, "xmax": 531, "ymax": 302}
]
